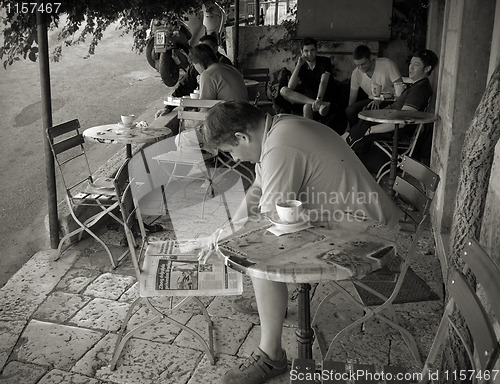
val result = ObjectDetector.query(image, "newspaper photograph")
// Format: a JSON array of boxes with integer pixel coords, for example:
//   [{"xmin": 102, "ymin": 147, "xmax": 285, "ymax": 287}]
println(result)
[{"xmin": 141, "ymin": 239, "xmax": 243, "ymax": 297}]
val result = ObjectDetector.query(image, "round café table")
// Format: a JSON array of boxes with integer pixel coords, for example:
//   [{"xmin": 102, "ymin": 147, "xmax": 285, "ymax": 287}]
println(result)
[
  {"xmin": 83, "ymin": 124, "xmax": 172, "ymax": 158},
  {"xmin": 358, "ymin": 109, "xmax": 437, "ymax": 190},
  {"xmin": 216, "ymin": 211, "xmax": 396, "ymax": 359}
]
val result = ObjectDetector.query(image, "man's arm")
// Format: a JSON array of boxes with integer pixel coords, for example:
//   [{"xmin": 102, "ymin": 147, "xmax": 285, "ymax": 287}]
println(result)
[
  {"xmin": 348, "ymin": 69, "xmax": 360, "ymax": 106},
  {"xmin": 348, "ymin": 88, "xmax": 358, "ymax": 106},
  {"xmin": 288, "ymin": 56, "xmax": 306, "ymax": 90},
  {"xmin": 231, "ymin": 184, "xmax": 262, "ymax": 223},
  {"xmin": 172, "ymin": 65, "xmax": 199, "ymax": 97}
]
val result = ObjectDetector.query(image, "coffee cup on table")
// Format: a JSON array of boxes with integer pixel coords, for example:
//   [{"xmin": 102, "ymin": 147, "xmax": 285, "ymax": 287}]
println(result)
[
  {"xmin": 276, "ymin": 200, "xmax": 303, "ymax": 224},
  {"xmin": 121, "ymin": 114, "xmax": 135, "ymax": 126},
  {"xmin": 394, "ymin": 82, "xmax": 406, "ymax": 97},
  {"xmin": 371, "ymin": 82, "xmax": 382, "ymax": 97}
]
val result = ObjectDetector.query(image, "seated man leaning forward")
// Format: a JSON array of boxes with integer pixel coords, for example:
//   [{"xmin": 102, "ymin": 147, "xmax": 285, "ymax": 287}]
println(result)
[
  {"xmin": 203, "ymin": 101, "xmax": 399, "ymax": 384},
  {"xmin": 156, "ymin": 34, "xmax": 233, "ymax": 118},
  {"xmin": 279, "ymin": 37, "xmax": 333, "ymax": 120},
  {"xmin": 346, "ymin": 45, "xmax": 402, "ymax": 128},
  {"xmin": 190, "ymin": 43, "xmax": 248, "ymax": 103},
  {"xmin": 345, "ymin": 49, "xmax": 438, "ymax": 174}
]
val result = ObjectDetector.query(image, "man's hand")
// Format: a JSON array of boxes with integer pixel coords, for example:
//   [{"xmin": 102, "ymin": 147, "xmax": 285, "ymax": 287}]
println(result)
[
  {"xmin": 197, "ymin": 243, "xmax": 215, "ymax": 264},
  {"xmin": 155, "ymin": 105, "xmax": 175, "ymax": 119},
  {"xmin": 363, "ymin": 100, "xmax": 382, "ymax": 110},
  {"xmin": 297, "ymin": 55, "xmax": 307, "ymax": 67}
]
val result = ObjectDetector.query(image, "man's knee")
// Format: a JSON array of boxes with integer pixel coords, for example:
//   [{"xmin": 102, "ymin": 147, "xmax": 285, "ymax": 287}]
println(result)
[{"xmin": 280, "ymin": 86, "xmax": 291, "ymax": 99}]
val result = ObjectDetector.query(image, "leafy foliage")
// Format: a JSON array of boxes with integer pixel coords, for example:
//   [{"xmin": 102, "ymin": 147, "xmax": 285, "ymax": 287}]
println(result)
[{"xmin": 0, "ymin": 0, "xmax": 209, "ymax": 68}]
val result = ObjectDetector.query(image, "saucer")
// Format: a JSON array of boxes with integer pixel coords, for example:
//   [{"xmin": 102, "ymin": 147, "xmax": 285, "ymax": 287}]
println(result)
[
  {"xmin": 268, "ymin": 212, "xmax": 310, "ymax": 229},
  {"xmin": 118, "ymin": 122, "xmax": 135, "ymax": 129}
]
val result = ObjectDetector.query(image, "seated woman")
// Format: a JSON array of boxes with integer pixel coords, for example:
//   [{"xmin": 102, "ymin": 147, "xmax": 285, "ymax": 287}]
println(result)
[{"xmin": 344, "ymin": 49, "xmax": 439, "ymax": 173}]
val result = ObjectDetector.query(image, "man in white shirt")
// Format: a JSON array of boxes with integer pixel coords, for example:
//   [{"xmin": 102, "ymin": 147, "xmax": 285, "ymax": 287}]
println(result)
[{"xmin": 346, "ymin": 45, "xmax": 402, "ymax": 129}]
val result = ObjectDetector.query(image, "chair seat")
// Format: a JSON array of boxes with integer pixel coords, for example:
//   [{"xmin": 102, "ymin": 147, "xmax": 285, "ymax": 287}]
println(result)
[
  {"xmin": 86, "ymin": 177, "xmax": 116, "ymax": 195},
  {"xmin": 71, "ymin": 178, "xmax": 118, "ymax": 205}
]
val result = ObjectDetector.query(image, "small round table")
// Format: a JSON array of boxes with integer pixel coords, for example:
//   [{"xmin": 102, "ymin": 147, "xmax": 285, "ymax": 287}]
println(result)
[
  {"xmin": 358, "ymin": 109, "xmax": 437, "ymax": 190},
  {"xmin": 216, "ymin": 212, "xmax": 396, "ymax": 359},
  {"xmin": 83, "ymin": 124, "xmax": 172, "ymax": 158}
]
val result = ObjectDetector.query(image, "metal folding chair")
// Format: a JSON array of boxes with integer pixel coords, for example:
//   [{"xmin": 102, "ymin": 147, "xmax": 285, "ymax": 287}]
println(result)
[
  {"xmin": 109, "ymin": 148, "xmax": 246, "ymax": 370},
  {"xmin": 419, "ymin": 238, "xmax": 500, "ymax": 383},
  {"xmin": 372, "ymin": 122, "xmax": 427, "ymax": 183},
  {"xmin": 242, "ymin": 68, "xmax": 274, "ymax": 111},
  {"xmin": 312, "ymin": 156, "xmax": 440, "ymax": 365},
  {"xmin": 46, "ymin": 119, "xmax": 129, "ymax": 268}
]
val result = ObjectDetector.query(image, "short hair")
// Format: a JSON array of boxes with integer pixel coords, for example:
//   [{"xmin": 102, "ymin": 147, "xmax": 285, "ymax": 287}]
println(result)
[
  {"xmin": 353, "ymin": 45, "xmax": 372, "ymax": 60},
  {"xmin": 199, "ymin": 34, "xmax": 218, "ymax": 49},
  {"xmin": 412, "ymin": 49, "xmax": 439, "ymax": 74},
  {"xmin": 204, "ymin": 101, "xmax": 264, "ymax": 147},
  {"xmin": 301, "ymin": 37, "xmax": 317, "ymax": 49},
  {"xmin": 189, "ymin": 44, "xmax": 217, "ymax": 68}
]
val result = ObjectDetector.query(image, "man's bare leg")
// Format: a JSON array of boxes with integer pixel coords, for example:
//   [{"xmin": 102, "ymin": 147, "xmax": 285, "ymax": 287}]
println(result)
[
  {"xmin": 312, "ymin": 72, "xmax": 331, "ymax": 116},
  {"xmin": 253, "ymin": 277, "xmax": 288, "ymax": 360},
  {"xmin": 280, "ymin": 86, "xmax": 316, "ymax": 106}
]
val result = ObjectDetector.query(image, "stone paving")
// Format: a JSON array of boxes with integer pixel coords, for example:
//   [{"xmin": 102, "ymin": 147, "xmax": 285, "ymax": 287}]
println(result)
[{"xmin": 0, "ymin": 212, "xmax": 443, "ymax": 384}]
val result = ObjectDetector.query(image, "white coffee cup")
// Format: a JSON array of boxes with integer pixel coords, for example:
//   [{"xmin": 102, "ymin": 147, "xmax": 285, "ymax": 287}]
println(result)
[
  {"xmin": 371, "ymin": 82, "xmax": 382, "ymax": 97},
  {"xmin": 394, "ymin": 82, "xmax": 406, "ymax": 97},
  {"xmin": 190, "ymin": 92, "xmax": 200, "ymax": 99},
  {"xmin": 276, "ymin": 200, "xmax": 303, "ymax": 223},
  {"xmin": 121, "ymin": 114, "xmax": 135, "ymax": 126}
]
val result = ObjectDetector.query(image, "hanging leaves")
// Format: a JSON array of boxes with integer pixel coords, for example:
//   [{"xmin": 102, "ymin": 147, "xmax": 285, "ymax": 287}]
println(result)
[{"xmin": 0, "ymin": 0, "xmax": 210, "ymax": 68}]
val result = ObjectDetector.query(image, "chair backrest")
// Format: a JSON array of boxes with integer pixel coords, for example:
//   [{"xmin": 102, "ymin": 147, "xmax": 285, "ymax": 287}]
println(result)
[
  {"xmin": 394, "ymin": 156, "xmax": 440, "ymax": 222},
  {"xmin": 115, "ymin": 158, "xmax": 146, "ymax": 276},
  {"xmin": 422, "ymin": 239, "xmax": 500, "ymax": 382},
  {"xmin": 178, "ymin": 98, "xmax": 222, "ymax": 124},
  {"xmin": 177, "ymin": 98, "xmax": 222, "ymax": 150},
  {"xmin": 46, "ymin": 119, "xmax": 93, "ymax": 197},
  {"xmin": 242, "ymin": 68, "xmax": 271, "ymax": 105}
]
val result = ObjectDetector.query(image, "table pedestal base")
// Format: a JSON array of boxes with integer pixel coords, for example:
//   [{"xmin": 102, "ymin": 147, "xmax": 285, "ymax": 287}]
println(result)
[{"xmin": 296, "ymin": 283, "xmax": 314, "ymax": 359}]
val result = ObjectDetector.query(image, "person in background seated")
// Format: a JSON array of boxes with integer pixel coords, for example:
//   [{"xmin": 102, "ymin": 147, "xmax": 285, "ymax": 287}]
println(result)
[
  {"xmin": 189, "ymin": 44, "xmax": 248, "ymax": 102},
  {"xmin": 346, "ymin": 45, "xmax": 402, "ymax": 129},
  {"xmin": 155, "ymin": 34, "xmax": 232, "ymax": 119},
  {"xmin": 203, "ymin": 101, "xmax": 399, "ymax": 384},
  {"xmin": 279, "ymin": 37, "xmax": 334, "ymax": 121},
  {"xmin": 345, "ymin": 49, "xmax": 438, "ymax": 174}
]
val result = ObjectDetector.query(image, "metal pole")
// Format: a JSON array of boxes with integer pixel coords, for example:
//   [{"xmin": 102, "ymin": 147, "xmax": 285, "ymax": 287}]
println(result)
[
  {"xmin": 255, "ymin": 0, "xmax": 260, "ymax": 25},
  {"xmin": 235, "ymin": 0, "xmax": 240, "ymax": 68},
  {"xmin": 274, "ymin": 0, "xmax": 279, "ymax": 25},
  {"xmin": 37, "ymin": 4, "xmax": 58, "ymax": 248}
]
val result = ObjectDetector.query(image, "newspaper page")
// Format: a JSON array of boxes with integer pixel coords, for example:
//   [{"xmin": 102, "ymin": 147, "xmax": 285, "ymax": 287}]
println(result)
[{"xmin": 141, "ymin": 239, "xmax": 243, "ymax": 297}]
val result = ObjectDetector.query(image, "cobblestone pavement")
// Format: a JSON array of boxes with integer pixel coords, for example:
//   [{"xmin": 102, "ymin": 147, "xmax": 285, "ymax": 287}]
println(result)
[{"xmin": 0, "ymin": 212, "xmax": 443, "ymax": 384}]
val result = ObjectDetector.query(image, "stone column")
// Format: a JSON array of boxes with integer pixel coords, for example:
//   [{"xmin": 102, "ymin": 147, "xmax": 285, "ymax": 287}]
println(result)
[{"xmin": 429, "ymin": 0, "xmax": 497, "ymax": 274}]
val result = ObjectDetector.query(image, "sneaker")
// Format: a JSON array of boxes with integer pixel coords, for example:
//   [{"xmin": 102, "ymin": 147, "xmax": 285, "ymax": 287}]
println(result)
[
  {"xmin": 318, "ymin": 101, "xmax": 330, "ymax": 116},
  {"xmin": 222, "ymin": 348, "xmax": 288, "ymax": 384}
]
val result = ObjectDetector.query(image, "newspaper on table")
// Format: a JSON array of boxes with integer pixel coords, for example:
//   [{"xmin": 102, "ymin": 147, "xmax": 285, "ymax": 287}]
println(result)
[{"xmin": 141, "ymin": 238, "xmax": 243, "ymax": 297}]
